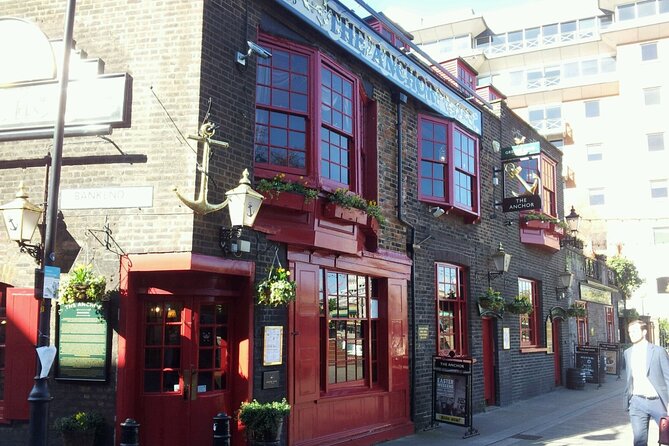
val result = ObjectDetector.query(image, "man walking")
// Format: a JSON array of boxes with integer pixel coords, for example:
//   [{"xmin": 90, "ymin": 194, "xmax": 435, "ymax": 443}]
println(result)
[{"xmin": 625, "ymin": 320, "xmax": 669, "ymax": 445}]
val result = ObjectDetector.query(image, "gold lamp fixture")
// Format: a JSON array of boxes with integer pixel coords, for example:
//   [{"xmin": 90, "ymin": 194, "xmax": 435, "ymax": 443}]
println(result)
[{"xmin": 0, "ymin": 181, "xmax": 43, "ymax": 263}]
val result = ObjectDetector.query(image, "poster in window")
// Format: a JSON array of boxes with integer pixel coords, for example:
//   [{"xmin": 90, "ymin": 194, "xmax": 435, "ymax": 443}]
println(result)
[{"xmin": 599, "ymin": 343, "xmax": 620, "ymax": 375}]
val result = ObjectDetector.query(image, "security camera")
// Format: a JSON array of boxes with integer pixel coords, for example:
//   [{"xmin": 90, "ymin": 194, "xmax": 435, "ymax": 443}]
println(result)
[
  {"xmin": 236, "ymin": 41, "xmax": 272, "ymax": 66},
  {"xmin": 247, "ymin": 41, "xmax": 271, "ymax": 59},
  {"xmin": 429, "ymin": 206, "xmax": 446, "ymax": 218}
]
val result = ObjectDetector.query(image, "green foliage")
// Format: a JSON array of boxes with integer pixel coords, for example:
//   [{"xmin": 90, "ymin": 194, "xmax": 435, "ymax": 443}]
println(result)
[
  {"xmin": 479, "ymin": 288, "xmax": 505, "ymax": 313},
  {"xmin": 238, "ymin": 399, "xmax": 290, "ymax": 440},
  {"xmin": 256, "ymin": 174, "xmax": 319, "ymax": 202},
  {"xmin": 54, "ymin": 411, "xmax": 104, "ymax": 433},
  {"xmin": 621, "ymin": 308, "xmax": 639, "ymax": 319},
  {"xmin": 566, "ymin": 304, "xmax": 587, "ymax": 318},
  {"xmin": 256, "ymin": 267, "xmax": 296, "ymax": 307},
  {"xmin": 59, "ymin": 264, "xmax": 107, "ymax": 304},
  {"xmin": 522, "ymin": 211, "xmax": 569, "ymax": 230},
  {"xmin": 607, "ymin": 255, "xmax": 644, "ymax": 299},
  {"xmin": 328, "ymin": 188, "xmax": 385, "ymax": 224},
  {"xmin": 505, "ymin": 293, "xmax": 533, "ymax": 315}
]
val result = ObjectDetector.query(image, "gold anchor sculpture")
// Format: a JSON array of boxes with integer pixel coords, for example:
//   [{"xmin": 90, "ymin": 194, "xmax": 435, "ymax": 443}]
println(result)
[
  {"xmin": 173, "ymin": 122, "xmax": 230, "ymax": 214},
  {"xmin": 504, "ymin": 163, "xmax": 540, "ymax": 197}
]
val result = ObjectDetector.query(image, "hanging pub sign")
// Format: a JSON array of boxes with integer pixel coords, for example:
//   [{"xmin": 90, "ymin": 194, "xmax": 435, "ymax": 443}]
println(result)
[
  {"xmin": 56, "ymin": 302, "xmax": 110, "ymax": 382},
  {"xmin": 500, "ymin": 142, "xmax": 542, "ymax": 212},
  {"xmin": 575, "ymin": 345, "xmax": 601, "ymax": 384},
  {"xmin": 433, "ymin": 356, "xmax": 478, "ymax": 438},
  {"xmin": 599, "ymin": 343, "xmax": 621, "ymax": 376}
]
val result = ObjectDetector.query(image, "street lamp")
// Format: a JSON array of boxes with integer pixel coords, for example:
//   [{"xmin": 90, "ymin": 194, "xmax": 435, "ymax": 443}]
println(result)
[
  {"xmin": 555, "ymin": 268, "xmax": 574, "ymax": 299},
  {"xmin": 0, "ymin": 182, "xmax": 44, "ymax": 264},
  {"xmin": 560, "ymin": 206, "xmax": 583, "ymax": 249}
]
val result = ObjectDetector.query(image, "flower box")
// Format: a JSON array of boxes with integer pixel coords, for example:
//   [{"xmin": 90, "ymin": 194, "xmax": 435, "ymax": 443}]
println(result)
[
  {"xmin": 262, "ymin": 191, "xmax": 315, "ymax": 212},
  {"xmin": 323, "ymin": 202, "xmax": 368, "ymax": 225},
  {"xmin": 525, "ymin": 220, "xmax": 551, "ymax": 230}
]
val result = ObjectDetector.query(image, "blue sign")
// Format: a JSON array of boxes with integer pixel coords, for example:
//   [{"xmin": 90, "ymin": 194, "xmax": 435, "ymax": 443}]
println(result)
[{"xmin": 43, "ymin": 265, "xmax": 61, "ymax": 300}]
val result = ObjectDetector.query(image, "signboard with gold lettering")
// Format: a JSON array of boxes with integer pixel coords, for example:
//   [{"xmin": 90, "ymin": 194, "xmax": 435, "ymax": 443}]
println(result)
[
  {"xmin": 56, "ymin": 302, "xmax": 109, "ymax": 381},
  {"xmin": 433, "ymin": 356, "xmax": 478, "ymax": 437}
]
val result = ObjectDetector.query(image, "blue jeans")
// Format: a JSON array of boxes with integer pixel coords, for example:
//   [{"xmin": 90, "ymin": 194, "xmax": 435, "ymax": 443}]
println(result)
[{"xmin": 629, "ymin": 395, "xmax": 667, "ymax": 446}]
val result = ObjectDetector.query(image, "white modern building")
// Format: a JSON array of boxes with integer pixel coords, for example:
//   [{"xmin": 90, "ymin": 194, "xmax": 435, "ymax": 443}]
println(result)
[{"xmin": 409, "ymin": 0, "xmax": 669, "ymax": 318}]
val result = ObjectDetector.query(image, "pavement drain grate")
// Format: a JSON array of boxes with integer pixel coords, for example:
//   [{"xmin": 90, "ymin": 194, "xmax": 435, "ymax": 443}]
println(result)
[{"xmin": 511, "ymin": 434, "xmax": 543, "ymax": 440}]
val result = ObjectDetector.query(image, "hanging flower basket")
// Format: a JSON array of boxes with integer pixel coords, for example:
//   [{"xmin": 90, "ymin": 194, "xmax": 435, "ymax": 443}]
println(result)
[
  {"xmin": 256, "ymin": 251, "xmax": 296, "ymax": 307},
  {"xmin": 505, "ymin": 294, "xmax": 533, "ymax": 315},
  {"xmin": 59, "ymin": 264, "xmax": 108, "ymax": 305},
  {"xmin": 566, "ymin": 305, "xmax": 587, "ymax": 318},
  {"xmin": 478, "ymin": 288, "xmax": 505, "ymax": 314}
]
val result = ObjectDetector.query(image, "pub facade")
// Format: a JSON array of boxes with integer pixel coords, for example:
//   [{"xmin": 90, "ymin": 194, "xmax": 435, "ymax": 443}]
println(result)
[{"xmin": 0, "ymin": 1, "xmax": 615, "ymax": 445}]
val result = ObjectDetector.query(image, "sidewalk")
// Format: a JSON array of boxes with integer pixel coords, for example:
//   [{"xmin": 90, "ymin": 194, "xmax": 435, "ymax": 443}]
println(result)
[{"xmin": 378, "ymin": 375, "xmax": 638, "ymax": 445}]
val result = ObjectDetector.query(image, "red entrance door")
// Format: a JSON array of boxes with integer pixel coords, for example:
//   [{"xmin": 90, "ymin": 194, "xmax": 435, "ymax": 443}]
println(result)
[
  {"xmin": 482, "ymin": 317, "xmax": 496, "ymax": 405},
  {"xmin": 137, "ymin": 296, "xmax": 231, "ymax": 445},
  {"xmin": 552, "ymin": 318, "xmax": 562, "ymax": 386}
]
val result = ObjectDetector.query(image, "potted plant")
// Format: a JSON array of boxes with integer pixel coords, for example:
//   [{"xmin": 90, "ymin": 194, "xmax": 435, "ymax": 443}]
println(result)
[
  {"xmin": 505, "ymin": 294, "xmax": 533, "ymax": 315},
  {"xmin": 257, "ymin": 266, "xmax": 296, "ymax": 307},
  {"xmin": 54, "ymin": 411, "xmax": 104, "ymax": 446},
  {"xmin": 238, "ymin": 399, "xmax": 291, "ymax": 446},
  {"xmin": 478, "ymin": 288, "xmax": 505, "ymax": 314},
  {"xmin": 566, "ymin": 304, "xmax": 587, "ymax": 318}
]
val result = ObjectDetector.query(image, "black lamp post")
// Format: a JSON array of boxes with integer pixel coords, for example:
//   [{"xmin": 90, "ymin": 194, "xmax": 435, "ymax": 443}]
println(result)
[{"xmin": 560, "ymin": 206, "xmax": 582, "ymax": 248}]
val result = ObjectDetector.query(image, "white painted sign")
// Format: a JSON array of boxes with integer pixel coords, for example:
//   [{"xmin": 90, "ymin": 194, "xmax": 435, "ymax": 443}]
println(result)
[{"xmin": 60, "ymin": 186, "xmax": 153, "ymax": 209}]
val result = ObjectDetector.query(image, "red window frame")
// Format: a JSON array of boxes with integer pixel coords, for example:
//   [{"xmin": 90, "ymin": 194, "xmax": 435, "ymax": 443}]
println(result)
[
  {"xmin": 606, "ymin": 306, "xmax": 615, "ymax": 342},
  {"xmin": 254, "ymin": 34, "xmax": 364, "ymax": 194},
  {"xmin": 418, "ymin": 115, "xmax": 480, "ymax": 220},
  {"xmin": 576, "ymin": 301, "xmax": 588, "ymax": 345},
  {"xmin": 435, "ymin": 263, "xmax": 468, "ymax": 356},
  {"xmin": 519, "ymin": 278, "xmax": 540, "ymax": 347},
  {"xmin": 319, "ymin": 270, "xmax": 377, "ymax": 391}
]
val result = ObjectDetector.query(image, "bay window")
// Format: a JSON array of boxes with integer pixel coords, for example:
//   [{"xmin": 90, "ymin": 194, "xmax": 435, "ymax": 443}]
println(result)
[
  {"xmin": 418, "ymin": 115, "xmax": 480, "ymax": 219},
  {"xmin": 255, "ymin": 35, "xmax": 364, "ymax": 191}
]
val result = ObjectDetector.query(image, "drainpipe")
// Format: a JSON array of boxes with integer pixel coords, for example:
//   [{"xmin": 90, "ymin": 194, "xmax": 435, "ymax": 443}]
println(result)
[{"xmin": 393, "ymin": 91, "xmax": 417, "ymax": 421}]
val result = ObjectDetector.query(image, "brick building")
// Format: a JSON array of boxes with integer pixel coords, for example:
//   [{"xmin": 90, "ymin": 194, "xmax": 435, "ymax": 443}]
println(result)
[{"xmin": 0, "ymin": 1, "xmax": 617, "ymax": 445}]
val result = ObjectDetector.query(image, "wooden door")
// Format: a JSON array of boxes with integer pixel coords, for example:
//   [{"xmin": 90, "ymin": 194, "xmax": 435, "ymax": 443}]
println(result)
[
  {"xmin": 482, "ymin": 317, "xmax": 496, "ymax": 405},
  {"xmin": 552, "ymin": 318, "xmax": 562, "ymax": 386},
  {"xmin": 138, "ymin": 296, "xmax": 231, "ymax": 446}
]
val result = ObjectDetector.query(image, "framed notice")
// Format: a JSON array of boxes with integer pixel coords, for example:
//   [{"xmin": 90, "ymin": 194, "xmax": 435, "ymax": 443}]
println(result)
[
  {"xmin": 503, "ymin": 327, "xmax": 510, "ymax": 350},
  {"xmin": 263, "ymin": 326, "xmax": 283, "ymax": 366},
  {"xmin": 575, "ymin": 345, "xmax": 600, "ymax": 384},
  {"xmin": 599, "ymin": 343, "xmax": 621, "ymax": 376},
  {"xmin": 56, "ymin": 302, "xmax": 109, "ymax": 381}
]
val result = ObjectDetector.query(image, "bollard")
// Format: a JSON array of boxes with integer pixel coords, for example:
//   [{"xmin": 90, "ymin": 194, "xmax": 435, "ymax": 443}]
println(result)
[
  {"xmin": 120, "ymin": 418, "xmax": 140, "ymax": 446},
  {"xmin": 213, "ymin": 412, "xmax": 232, "ymax": 446}
]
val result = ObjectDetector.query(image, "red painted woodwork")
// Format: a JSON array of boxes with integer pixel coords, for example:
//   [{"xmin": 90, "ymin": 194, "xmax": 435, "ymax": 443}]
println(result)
[
  {"xmin": 553, "ymin": 319, "xmax": 562, "ymax": 386},
  {"xmin": 262, "ymin": 192, "xmax": 316, "ymax": 213},
  {"xmin": 519, "ymin": 227, "xmax": 561, "ymax": 252},
  {"xmin": 288, "ymin": 258, "xmax": 412, "ymax": 446},
  {"xmin": 323, "ymin": 202, "xmax": 368, "ymax": 225},
  {"xmin": 3, "ymin": 288, "xmax": 38, "ymax": 420},
  {"xmin": 117, "ymin": 253, "xmax": 253, "ymax": 446},
  {"xmin": 482, "ymin": 318, "xmax": 496, "ymax": 405}
]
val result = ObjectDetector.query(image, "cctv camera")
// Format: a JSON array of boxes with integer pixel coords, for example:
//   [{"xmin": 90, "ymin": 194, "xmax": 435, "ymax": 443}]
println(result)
[
  {"xmin": 247, "ymin": 41, "xmax": 272, "ymax": 59},
  {"xmin": 430, "ymin": 206, "xmax": 445, "ymax": 218}
]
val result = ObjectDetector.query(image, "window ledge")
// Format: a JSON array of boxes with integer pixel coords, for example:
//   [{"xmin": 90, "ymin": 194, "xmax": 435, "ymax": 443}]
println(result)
[
  {"xmin": 319, "ymin": 385, "xmax": 386, "ymax": 401},
  {"xmin": 520, "ymin": 347, "xmax": 549, "ymax": 354}
]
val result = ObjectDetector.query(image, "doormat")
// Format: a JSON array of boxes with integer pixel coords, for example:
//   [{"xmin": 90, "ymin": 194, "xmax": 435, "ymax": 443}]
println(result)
[{"xmin": 511, "ymin": 434, "xmax": 543, "ymax": 440}]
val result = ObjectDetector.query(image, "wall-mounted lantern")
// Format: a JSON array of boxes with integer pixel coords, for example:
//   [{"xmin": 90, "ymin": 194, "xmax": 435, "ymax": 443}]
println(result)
[
  {"xmin": 560, "ymin": 206, "xmax": 582, "ymax": 249},
  {"xmin": 556, "ymin": 269, "xmax": 574, "ymax": 299},
  {"xmin": 0, "ymin": 182, "xmax": 43, "ymax": 263},
  {"xmin": 488, "ymin": 242, "xmax": 511, "ymax": 285},
  {"xmin": 219, "ymin": 169, "xmax": 264, "ymax": 256}
]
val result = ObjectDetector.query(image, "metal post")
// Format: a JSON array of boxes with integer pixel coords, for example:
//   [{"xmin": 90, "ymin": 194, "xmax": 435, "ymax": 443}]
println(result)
[
  {"xmin": 28, "ymin": 1, "xmax": 77, "ymax": 445},
  {"xmin": 213, "ymin": 412, "xmax": 231, "ymax": 446},
  {"xmin": 120, "ymin": 418, "xmax": 140, "ymax": 446}
]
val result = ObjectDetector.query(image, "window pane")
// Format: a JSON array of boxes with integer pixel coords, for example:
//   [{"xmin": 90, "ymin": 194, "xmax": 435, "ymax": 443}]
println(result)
[
  {"xmin": 642, "ymin": 42, "xmax": 658, "ymax": 61},
  {"xmin": 644, "ymin": 87, "xmax": 661, "ymax": 105},
  {"xmin": 638, "ymin": 0, "xmax": 656, "ymax": 17},
  {"xmin": 648, "ymin": 133, "xmax": 665, "ymax": 151},
  {"xmin": 618, "ymin": 3, "xmax": 636, "ymax": 20},
  {"xmin": 651, "ymin": 180, "xmax": 668, "ymax": 198},
  {"xmin": 585, "ymin": 100, "xmax": 600, "ymax": 117},
  {"xmin": 589, "ymin": 188, "xmax": 605, "ymax": 205},
  {"xmin": 654, "ymin": 227, "xmax": 669, "ymax": 244}
]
